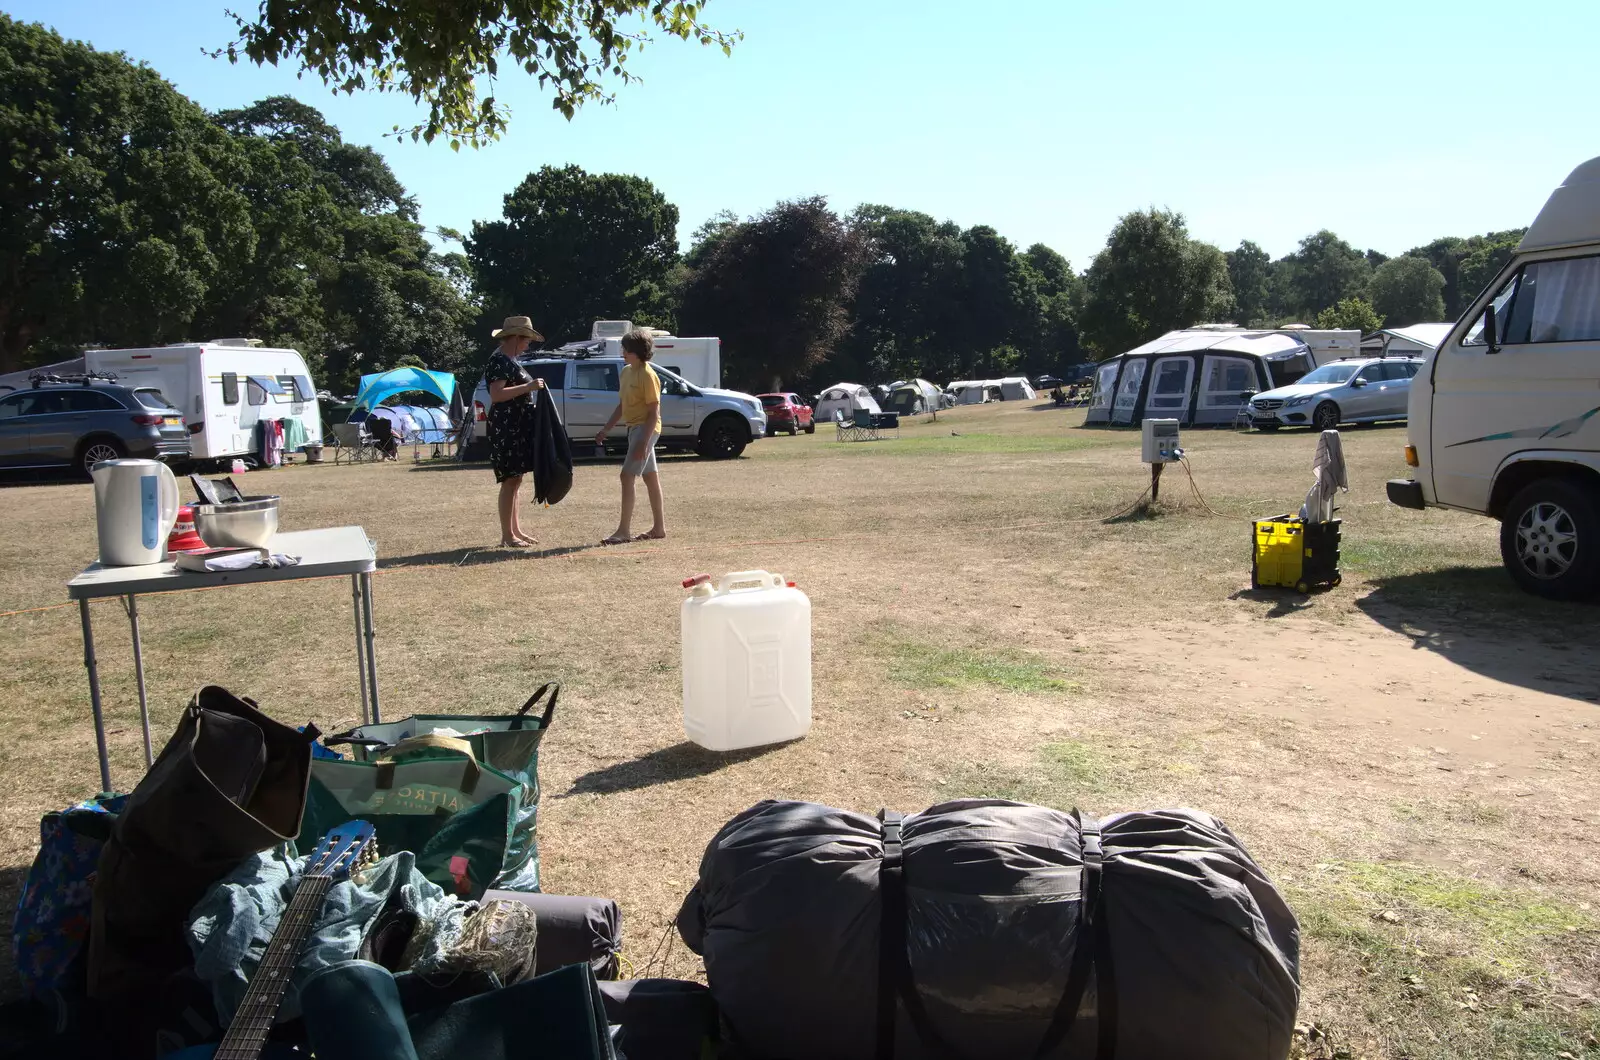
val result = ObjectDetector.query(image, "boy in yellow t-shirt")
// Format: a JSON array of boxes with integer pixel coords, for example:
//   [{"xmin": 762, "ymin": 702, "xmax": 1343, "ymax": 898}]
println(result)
[{"xmin": 597, "ymin": 329, "xmax": 667, "ymax": 543}]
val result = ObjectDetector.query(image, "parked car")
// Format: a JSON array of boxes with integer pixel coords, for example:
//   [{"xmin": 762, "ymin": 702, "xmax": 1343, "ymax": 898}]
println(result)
[
  {"xmin": 1247, "ymin": 357, "xmax": 1422, "ymax": 431},
  {"xmin": 465, "ymin": 355, "xmax": 766, "ymax": 460},
  {"xmin": 759, "ymin": 393, "xmax": 815, "ymax": 435},
  {"xmin": 0, "ymin": 376, "xmax": 190, "ymax": 477}
]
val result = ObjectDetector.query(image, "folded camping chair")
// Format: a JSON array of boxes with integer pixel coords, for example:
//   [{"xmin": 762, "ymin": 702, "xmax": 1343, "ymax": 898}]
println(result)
[{"xmin": 332, "ymin": 422, "xmax": 378, "ymax": 464}]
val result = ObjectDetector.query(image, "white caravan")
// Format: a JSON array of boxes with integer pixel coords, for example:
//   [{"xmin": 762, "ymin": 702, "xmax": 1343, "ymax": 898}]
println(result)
[
  {"xmin": 84, "ymin": 341, "xmax": 322, "ymax": 461},
  {"xmin": 1389, "ymin": 155, "xmax": 1600, "ymax": 599},
  {"xmin": 575, "ymin": 321, "xmax": 721, "ymax": 388}
]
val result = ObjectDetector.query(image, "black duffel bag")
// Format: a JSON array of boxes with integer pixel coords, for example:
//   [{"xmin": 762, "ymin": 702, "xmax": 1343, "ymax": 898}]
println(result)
[
  {"xmin": 89, "ymin": 686, "xmax": 315, "ymax": 1002},
  {"xmin": 677, "ymin": 799, "xmax": 1299, "ymax": 1060}
]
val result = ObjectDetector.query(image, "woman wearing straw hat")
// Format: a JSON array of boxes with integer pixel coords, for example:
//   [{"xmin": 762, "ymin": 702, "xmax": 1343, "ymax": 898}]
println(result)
[{"xmin": 484, "ymin": 315, "xmax": 546, "ymax": 546}]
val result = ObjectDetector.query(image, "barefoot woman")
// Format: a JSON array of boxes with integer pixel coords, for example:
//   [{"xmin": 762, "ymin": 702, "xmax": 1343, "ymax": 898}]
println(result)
[{"xmin": 484, "ymin": 315, "xmax": 546, "ymax": 547}]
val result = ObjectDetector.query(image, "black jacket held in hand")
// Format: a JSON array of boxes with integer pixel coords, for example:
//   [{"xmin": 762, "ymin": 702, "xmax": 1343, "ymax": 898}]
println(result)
[{"xmin": 531, "ymin": 393, "xmax": 573, "ymax": 505}]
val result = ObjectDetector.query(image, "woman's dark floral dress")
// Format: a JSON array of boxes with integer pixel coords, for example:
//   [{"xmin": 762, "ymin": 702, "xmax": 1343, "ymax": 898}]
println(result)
[{"xmin": 484, "ymin": 350, "xmax": 537, "ymax": 483}]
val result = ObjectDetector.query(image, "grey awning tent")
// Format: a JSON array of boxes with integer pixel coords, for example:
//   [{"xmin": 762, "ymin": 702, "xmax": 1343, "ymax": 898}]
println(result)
[{"xmin": 1085, "ymin": 329, "xmax": 1312, "ymax": 427}]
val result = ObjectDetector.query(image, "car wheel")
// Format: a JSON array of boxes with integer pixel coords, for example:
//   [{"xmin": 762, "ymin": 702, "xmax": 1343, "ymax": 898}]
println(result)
[
  {"xmin": 1499, "ymin": 479, "xmax": 1600, "ymax": 600},
  {"xmin": 697, "ymin": 415, "xmax": 747, "ymax": 459},
  {"xmin": 789, "ymin": 423, "xmax": 798, "ymax": 436},
  {"xmin": 805, "ymin": 421, "xmax": 815, "ymax": 434},
  {"xmin": 1311, "ymin": 402, "xmax": 1341, "ymax": 430},
  {"xmin": 78, "ymin": 437, "xmax": 126, "ymax": 478}
]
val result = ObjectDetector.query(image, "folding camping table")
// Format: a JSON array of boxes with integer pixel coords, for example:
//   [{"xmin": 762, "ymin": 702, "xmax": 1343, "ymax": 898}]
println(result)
[{"xmin": 67, "ymin": 526, "xmax": 381, "ymax": 791}]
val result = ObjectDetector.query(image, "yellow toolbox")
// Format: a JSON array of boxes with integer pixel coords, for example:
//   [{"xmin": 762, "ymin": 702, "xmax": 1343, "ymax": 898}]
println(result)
[{"xmin": 1252, "ymin": 515, "xmax": 1342, "ymax": 592}]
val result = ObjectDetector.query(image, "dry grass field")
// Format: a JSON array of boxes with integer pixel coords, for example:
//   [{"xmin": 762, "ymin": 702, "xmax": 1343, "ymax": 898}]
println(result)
[{"xmin": 2, "ymin": 402, "xmax": 1597, "ymax": 1057}]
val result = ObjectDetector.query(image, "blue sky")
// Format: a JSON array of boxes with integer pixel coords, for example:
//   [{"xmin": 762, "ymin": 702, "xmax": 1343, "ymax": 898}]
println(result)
[{"xmin": 8, "ymin": 0, "xmax": 1597, "ymax": 266}]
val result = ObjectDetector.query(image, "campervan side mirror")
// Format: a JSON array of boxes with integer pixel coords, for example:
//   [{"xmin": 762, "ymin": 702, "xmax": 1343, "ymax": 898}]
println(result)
[{"xmin": 1484, "ymin": 303, "xmax": 1501, "ymax": 353}]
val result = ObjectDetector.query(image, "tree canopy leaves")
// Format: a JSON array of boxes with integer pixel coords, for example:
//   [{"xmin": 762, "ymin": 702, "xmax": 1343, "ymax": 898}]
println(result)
[
  {"xmin": 219, "ymin": 0, "xmax": 742, "ymax": 146},
  {"xmin": 677, "ymin": 197, "xmax": 864, "ymax": 391},
  {"xmin": 1078, "ymin": 209, "xmax": 1233, "ymax": 356},
  {"xmin": 0, "ymin": 14, "xmax": 254, "ymax": 370},
  {"xmin": 467, "ymin": 164, "xmax": 680, "ymax": 346},
  {"xmin": 1367, "ymin": 256, "xmax": 1446, "ymax": 327}
]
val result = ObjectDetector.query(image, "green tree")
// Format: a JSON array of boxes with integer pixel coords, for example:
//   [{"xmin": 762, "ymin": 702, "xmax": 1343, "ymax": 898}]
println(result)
[
  {"xmin": 0, "ymin": 15, "xmax": 254, "ymax": 371},
  {"xmin": 202, "ymin": 98, "xmax": 477, "ymax": 389},
  {"xmin": 220, "ymin": 1, "xmax": 741, "ymax": 146},
  {"xmin": 677, "ymin": 197, "xmax": 864, "ymax": 391},
  {"xmin": 1282, "ymin": 230, "xmax": 1371, "ymax": 319},
  {"xmin": 468, "ymin": 165, "xmax": 680, "ymax": 346},
  {"xmin": 1019, "ymin": 243, "xmax": 1083, "ymax": 378},
  {"xmin": 1314, "ymin": 297, "xmax": 1384, "ymax": 333},
  {"xmin": 1226, "ymin": 240, "xmax": 1273, "ymax": 325},
  {"xmin": 1367, "ymin": 255, "xmax": 1446, "ymax": 326},
  {"xmin": 836, "ymin": 205, "xmax": 966, "ymax": 381},
  {"xmin": 1077, "ymin": 209, "xmax": 1233, "ymax": 357},
  {"xmin": 1457, "ymin": 236, "xmax": 1521, "ymax": 305}
]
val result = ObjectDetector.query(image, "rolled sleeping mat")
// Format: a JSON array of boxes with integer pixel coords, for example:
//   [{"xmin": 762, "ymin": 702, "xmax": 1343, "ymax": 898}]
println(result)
[
  {"xmin": 598, "ymin": 978, "xmax": 718, "ymax": 1060},
  {"xmin": 299, "ymin": 960, "xmax": 421, "ymax": 1060},
  {"xmin": 480, "ymin": 891, "xmax": 622, "ymax": 979}
]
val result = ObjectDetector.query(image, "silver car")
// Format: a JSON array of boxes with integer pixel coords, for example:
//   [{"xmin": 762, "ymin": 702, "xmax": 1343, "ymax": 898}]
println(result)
[{"xmin": 1249, "ymin": 357, "xmax": 1423, "ymax": 432}]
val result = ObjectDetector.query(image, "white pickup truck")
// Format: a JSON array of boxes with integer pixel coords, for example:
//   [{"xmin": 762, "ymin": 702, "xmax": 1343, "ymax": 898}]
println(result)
[{"xmin": 464, "ymin": 354, "xmax": 767, "ymax": 460}]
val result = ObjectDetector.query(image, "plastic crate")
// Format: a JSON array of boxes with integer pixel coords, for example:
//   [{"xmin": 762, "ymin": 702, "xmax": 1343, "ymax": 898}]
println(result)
[{"xmin": 1252, "ymin": 516, "xmax": 1342, "ymax": 592}]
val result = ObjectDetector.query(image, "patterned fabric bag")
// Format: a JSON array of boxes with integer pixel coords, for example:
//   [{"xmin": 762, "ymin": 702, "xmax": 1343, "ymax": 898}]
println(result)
[{"xmin": 11, "ymin": 793, "xmax": 127, "ymax": 995}]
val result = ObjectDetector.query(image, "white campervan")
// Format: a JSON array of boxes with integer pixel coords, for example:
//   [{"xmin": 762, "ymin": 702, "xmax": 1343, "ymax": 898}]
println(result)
[
  {"xmin": 1388, "ymin": 156, "xmax": 1600, "ymax": 600},
  {"xmin": 85, "ymin": 341, "xmax": 323, "ymax": 462}
]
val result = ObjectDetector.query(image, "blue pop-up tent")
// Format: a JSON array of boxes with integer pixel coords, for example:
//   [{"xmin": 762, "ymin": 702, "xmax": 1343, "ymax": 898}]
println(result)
[{"xmin": 351, "ymin": 368, "xmax": 457, "ymax": 411}]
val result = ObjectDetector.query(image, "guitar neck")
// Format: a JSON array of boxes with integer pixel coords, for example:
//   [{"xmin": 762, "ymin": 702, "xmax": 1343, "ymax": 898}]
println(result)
[{"xmin": 213, "ymin": 873, "xmax": 335, "ymax": 1060}]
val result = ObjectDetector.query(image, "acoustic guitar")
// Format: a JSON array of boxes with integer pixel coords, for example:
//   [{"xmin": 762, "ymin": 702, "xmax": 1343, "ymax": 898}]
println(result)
[{"xmin": 171, "ymin": 821, "xmax": 377, "ymax": 1060}]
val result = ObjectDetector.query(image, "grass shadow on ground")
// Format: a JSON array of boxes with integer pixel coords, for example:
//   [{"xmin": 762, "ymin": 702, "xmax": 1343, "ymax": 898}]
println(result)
[
  {"xmin": 378, "ymin": 543, "xmax": 600, "ymax": 569},
  {"xmin": 1355, "ymin": 566, "xmax": 1600, "ymax": 703},
  {"xmin": 559, "ymin": 740, "xmax": 792, "ymax": 797}
]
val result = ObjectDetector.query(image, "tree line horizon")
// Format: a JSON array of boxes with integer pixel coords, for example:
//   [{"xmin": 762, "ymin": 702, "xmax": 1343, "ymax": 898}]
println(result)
[{"xmin": 4, "ymin": 16, "xmax": 1524, "ymax": 395}]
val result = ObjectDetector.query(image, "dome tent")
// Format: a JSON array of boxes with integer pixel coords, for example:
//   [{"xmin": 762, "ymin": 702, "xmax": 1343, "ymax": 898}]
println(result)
[
  {"xmin": 814, "ymin": 383, "xmax": 880, "ymax": 424},
  {"xmin": 885, "ymin": 379, "xmax": 942, "ymax": 414}
]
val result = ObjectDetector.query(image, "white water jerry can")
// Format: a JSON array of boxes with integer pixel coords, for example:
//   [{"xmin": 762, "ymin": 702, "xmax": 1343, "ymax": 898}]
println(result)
[{"xmin": 681, "ymin": 570, "xmax": 812, "ymax": 751}]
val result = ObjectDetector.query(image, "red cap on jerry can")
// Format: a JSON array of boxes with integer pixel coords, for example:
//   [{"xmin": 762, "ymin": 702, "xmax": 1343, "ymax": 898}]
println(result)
[{"xmin": 681, "ymin": 574, "xmax": 712, "ymax": 589}]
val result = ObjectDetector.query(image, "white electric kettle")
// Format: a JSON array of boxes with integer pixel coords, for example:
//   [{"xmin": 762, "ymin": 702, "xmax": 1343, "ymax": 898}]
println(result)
[{"xmin": 92, "ymin": 459, "xmax": 179, "ymax": 566}]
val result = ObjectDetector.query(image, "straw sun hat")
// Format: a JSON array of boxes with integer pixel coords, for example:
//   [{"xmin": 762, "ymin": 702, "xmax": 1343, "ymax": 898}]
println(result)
[{"xmin": 492, "ymin": 315, "xmax": 543, "ymax": 341}]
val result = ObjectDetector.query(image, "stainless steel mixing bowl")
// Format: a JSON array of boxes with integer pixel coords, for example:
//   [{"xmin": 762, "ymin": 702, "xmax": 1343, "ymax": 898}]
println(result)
[{"xmin": 193, "ymin": 495, "xmax": 280, "ymax": 548}]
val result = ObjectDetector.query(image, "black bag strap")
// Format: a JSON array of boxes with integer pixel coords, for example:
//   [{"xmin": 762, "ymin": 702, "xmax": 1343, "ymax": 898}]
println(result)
[
  {"xmin": 1031, "ymin": 811, "xmax": 1116, "ymax": 1059},
  {"xmin": 876, "ymin": 809, "xmax": 966, "ymax": 1060},
  {"xmin": 511, "ymin": 683, "xmax": 560, "ymax": 731},
  {"xmin": 876, "ymin": 809, "xmax": 904, "ymax": 1060}
]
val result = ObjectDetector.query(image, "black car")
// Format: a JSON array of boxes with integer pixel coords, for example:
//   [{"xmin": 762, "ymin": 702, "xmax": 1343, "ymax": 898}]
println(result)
[{"xmin": 0, "ymin": 375, "xmax": 191, "ymax": 477}]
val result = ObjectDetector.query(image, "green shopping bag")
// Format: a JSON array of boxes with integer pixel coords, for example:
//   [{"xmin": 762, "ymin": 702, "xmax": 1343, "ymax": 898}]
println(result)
[
  {"xmin": 323, "ymin": 684, "xmax": 558, "ymax": 892},
  {"xmin": 299, "ymin": 734, "xmax": 524, "ymax": 899}
]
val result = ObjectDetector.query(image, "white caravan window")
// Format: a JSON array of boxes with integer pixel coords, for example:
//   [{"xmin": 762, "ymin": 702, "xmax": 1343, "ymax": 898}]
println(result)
[
  {"xmin": 1146, "ymin": 358, "xmax": 1193, "ymax": 410},
  {"xmin": 1113, "ymin": 359, "xmax": 1146, "ymax": 412},
  {"xmin": 1200, "ymin": 356, "xmax": 1256, "ymax": 407},
  {"xmin": 221, "ymin": 372, "xmax": 239, "ymax": 405},
  {"xmin": 1090, "ymin": 361, "xmax": 1119, "ymax": 409}
]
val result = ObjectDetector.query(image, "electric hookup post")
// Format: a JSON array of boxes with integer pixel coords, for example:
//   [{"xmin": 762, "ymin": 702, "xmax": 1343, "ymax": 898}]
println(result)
[{"xmin": 1141, "ymin": 418, "xmax": 1182, "ymax": 502}]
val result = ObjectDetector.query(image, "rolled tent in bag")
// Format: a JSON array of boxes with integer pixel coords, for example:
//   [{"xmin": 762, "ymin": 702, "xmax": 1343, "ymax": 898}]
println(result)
[{"xmin": 677, "ymin": 799, "xmax": 1300, "ymax": 1060}]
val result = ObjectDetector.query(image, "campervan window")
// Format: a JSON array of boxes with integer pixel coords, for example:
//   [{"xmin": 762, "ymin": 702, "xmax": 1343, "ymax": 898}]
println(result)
[
  {"xmin": 221, "ymin": 372, "xmax": 239, "ymax": 405},
  {"xmin": 1477, "ymin": 256, "xmax": 1600, "ymax": 345}
]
